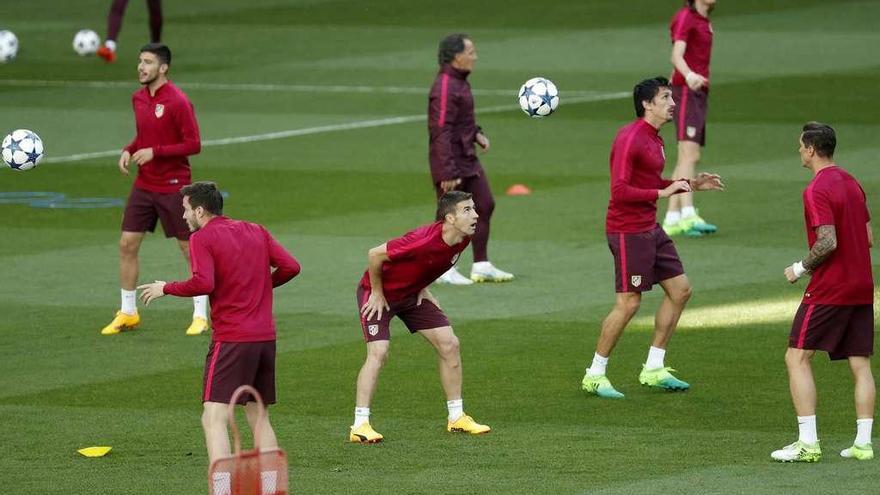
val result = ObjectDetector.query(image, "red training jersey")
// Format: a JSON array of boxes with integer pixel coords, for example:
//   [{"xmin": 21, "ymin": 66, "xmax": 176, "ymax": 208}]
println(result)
[
  {"xmin": 360, "ymin": 222, "xmax": 470, "ymax": 303},
  {"xmin": 164, "ymin": 216, "xmax": 301, "ymax": 342},
  {"xmin": 670, "ymin": 6, "xmax": 713, "ymax": 88},
  {"xmin": 606, "ymin": 119, "xmax": 676, "ymax": 233},
  {"xmin": 801, "ymin": 165, "xmax": 873, "ymax": 305},
  {"xmin": 124, "ymin": 81, "xmax": 201, "ymax": 193}
]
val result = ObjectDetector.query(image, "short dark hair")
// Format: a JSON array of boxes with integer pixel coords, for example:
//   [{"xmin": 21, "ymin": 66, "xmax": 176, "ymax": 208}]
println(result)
[
  {"xmin": 181, "ymin": 181, "xmax": 223, "ymax": 215},
  {"xmin": 140, "ymin": 42, "xmax": 171, "ymax": 66},
  {"xmin": 438, "ymin": 34, "xmax": 468, "ymax": 65},
  {"xmin": 633, "ymin": 76, "xmax": 670, "ymax": 118},
  {"xmin": 436, "ymin": 190, "xmax": 473, "ymax": 220},
  {"xmin": 801, "ymin": 122, "xmax": 836, "ymax": 158}
]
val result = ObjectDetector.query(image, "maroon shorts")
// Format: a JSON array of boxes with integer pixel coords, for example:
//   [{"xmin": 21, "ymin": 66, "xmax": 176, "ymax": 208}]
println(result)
[
  {"xmin": 672, "ymin": 85, "xmax": 708, "ymax": 146},
  {"xmin": 789, "ymin": 304, "xmax": 874, "ymax": 360},
  {"xmin": 203, "ymin": 341, "xmax": 276, "ymax": 405},
  {"xmin": 356, "ymin": 286, "xmax": 450, "ymax": 342},
  {"xmin": 121, "ymin": 185, "xmax": 190, "ymax": 240},
  {"xmin": 607, "ymin": 226, "xmax": 685, "ymax": 293}
]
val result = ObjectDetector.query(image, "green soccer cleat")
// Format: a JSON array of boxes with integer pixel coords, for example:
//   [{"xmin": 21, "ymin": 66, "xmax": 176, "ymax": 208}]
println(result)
[
  {"xmin": 581, "ymin": 373, "xmax": 625, "ymax": 399},
  {"xmin": 771, "ymin": 440, "xmax": 822, "ymax": 462},
  {"xmin": 638, "ymin": 366, "xmax": 690, "ymax": 391},
  {"xmin": 679, "ymin": 211, "xmax": 717, "ymax": 234},
  {"xmin": 840, "ymin": 443, "xmax": 874, "ymax": 460},
  {"xmin": 662, "ymin": 220, "xmax": 703, "ymax": 237}
]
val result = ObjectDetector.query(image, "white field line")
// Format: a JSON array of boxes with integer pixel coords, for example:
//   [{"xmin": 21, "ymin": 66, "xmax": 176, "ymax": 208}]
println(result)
[
  {"xmin": 42, "ymin": 90, "xmax": 629, "ymax": 164},
  {"xmin": 0, "ymin": 78, "xmax": 606, "ymax": 97}
]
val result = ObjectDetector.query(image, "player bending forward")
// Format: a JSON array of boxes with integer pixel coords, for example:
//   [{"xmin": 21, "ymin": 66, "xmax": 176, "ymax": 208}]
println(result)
[{"xmin": 350, "ymin": 191, "xmax": 491, "ymax": 443}]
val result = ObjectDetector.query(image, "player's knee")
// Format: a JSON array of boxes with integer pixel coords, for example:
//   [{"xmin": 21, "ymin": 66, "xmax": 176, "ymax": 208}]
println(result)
[
  {"xmin": 367, "ymin": 345, "xmax": 389, "ymax": 367},
  {"xmin": 201, "ymin": 406, "xmax": 225, "ymax": 430},
  {"xmin": 119, "ymin": 237, "xmax": 139, "ymax": 257},
  {"xmin": 784, "ymin": 348, "xmax": 811, "ymax": 368},
  {"xmin": 617, "ymin": 296, "xmax": 641, "ymax": 316},
  {"xmin": 673, "ymin": 285, "xmax": 692, "ymax": 305},
  {"xmin": 440, "ymin": 336, "xmax": 461, "ymax": 361}
]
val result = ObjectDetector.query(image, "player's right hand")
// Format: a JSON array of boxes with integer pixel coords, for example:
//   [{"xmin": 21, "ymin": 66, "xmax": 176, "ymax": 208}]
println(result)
[
  {"xmin": 685, "ymin": 71, "xmax": 708, "ymax": 91},
  {"xmin": 440, "ymin": 178, "xmax": 462, "ymax": 193},
  {"xmin": 659, "ymin": 180, "xmax": 691, "ymax": 198},
  {"xmin": 361, "ymin": 292, "xmax": 390, "ymax": 321},
  {"xmin": 118, "ymin": 150, "xmax": 131, "ymax": 175}
]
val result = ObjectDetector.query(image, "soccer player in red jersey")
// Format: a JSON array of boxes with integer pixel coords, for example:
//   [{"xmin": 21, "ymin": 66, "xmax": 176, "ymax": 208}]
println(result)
[
  {"xmin": 662, "ymin": 0, "xmax": 719, "ymax": 237},
  {"xmin": 138, "ymin": 182, "xmax": 301, "ymax": 464},
  {"xmin": 97, "ymin": 0, "xmax": 163, "ymax": 63},
  {"xmin": 100, "ymin": 43, "xmax": 206, "ymax": 337},
  {"xmin": 581, "ymin": 77, "xmax": 723, "ymax": 399},
  {"xmin": 350, "ymin": 191, "xmax": 491, "ymax": 443},
  {"xmin": 429, "ymin": 34, "xmax": 514, "ymax": 285},
  {"xmin": 771, "ymin": 123, "xmax": 875, "ymax": 463}
]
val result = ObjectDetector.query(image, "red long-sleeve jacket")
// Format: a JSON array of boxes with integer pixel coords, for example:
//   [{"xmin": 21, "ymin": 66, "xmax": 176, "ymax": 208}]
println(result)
[
  {"xmin": 428, "ymin": 64, "xmax": 482, "ymax": 183},
  {"xmin": 124, "ymin": 81, "xmax": 201, "ymax": 193}
]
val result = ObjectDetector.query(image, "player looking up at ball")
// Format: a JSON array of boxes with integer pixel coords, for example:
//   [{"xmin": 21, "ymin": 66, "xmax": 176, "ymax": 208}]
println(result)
[
  {"xmin": 771, "ymin": 123, "xmax": 875, "ymax": 463},
  {"xmin": 662, "ymin": 0, "xmax": 719, "ymax": 237},
  {"xmin": 100, "ymin": 43, "xmax": 206, "ymax": 337},
  {"xmin": 429, "ymin": 33, "xmax": 514, "ymax": 285},
  {"xmin": 581, "ymin": 77, "xmax": 724, "ymax": 399},
  {"xmin": 138, "ymin": 181, "xmax": 301, "ymax": 465},
  {"xmin": 350, "ymin": 191, "xmax": 491, "ymax": 443}
]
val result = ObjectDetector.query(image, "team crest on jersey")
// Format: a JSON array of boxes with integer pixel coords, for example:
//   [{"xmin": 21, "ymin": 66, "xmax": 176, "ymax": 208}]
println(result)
[
  {"xmin": 368, "ymin": 324, "xmax": 379, "ymax": 336},
  {"xmin": 154, "ymin": 104, "xmax": 164, "ymax": 118},
  {"xmin": 687, "ymin": 126, "xmax": 697, "ymax": 138},
  {"xmin": 451, "ymin": 253, "xmax": 460, "ymax": 264},
  {"xmin": 631, "ymin": 275, "xmax": 642, "ymax": 287}
]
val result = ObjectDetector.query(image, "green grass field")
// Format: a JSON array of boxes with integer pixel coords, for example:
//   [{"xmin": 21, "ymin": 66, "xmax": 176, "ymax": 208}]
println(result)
[{"xmin": 2, "ymin": 0, "xmax": 880, "ymax": 493}]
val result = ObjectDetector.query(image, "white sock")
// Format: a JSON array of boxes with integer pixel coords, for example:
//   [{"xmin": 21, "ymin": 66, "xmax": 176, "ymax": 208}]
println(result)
[
  {"xmin": 797, "ymin": 415, "xmax": 818, "ymax": 445},
  {"xmin": 855, "ymin": 418, "xmax": 873, "ymax": 446},
  {"xmin": 447, "ymin": 399, "xmax": 464, "ymax": 422},
  {"xmin": 104, "ymin": 39, "xmax": 117, "ymax": 52},
  {"xmin": 588, "ymin": 353, "xmax": 608, "ymax": 376},
  {"xmin": 193, "ymin": 295, "xmax": 208, "ymax": 319},
  {"xmin": 681, "ymin": 206, "xmax": 697, "ymax": 218},
  {"xmin": 353, "ymin": 407, "xmax": 370, "ymax": 428},
  {"xmin": 472, "ymin": 261, "xmax": 491, "ymax": 272},
  {"xmin": 664, "ymin": 211, "xmax": 681, "ymax": 225},
  {"xmin": 645, "ymin": 346, "xmax": 666, "ymax": 370},
  {"xmin": 121, "ymin": 289, "xmax": 137, "ymax": 315}
]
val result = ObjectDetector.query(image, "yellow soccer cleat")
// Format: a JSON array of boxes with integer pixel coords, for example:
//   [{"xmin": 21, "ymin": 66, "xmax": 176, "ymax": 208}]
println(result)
[
  {"xmin": 100, "ymin": 311, "xmax": 140, "ymax": 336},
  {"xmin": 349, "ymin": 422, "xmax": 384, "ymax": 444},
  {"xmin": 185, "ymin": 317, "xmax": 209, "ymax": 336},
  {"xmin": 447, "ymin": 414, "xmax": 491, "ymax": 435}
]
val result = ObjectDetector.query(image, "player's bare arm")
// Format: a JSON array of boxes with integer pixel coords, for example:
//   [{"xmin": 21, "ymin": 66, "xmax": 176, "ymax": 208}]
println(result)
[
  {"xmin": 785, "ymin": 225, "xmax": 837, "ymax": 283},
  {"xmin": 118, "ymin": 150, "xmax": 131, "ymax": 175},
  {"xmin": 475, "ymin": 131, "xmax": 490, "ymax": 153},
  {"xmin": 658, "ymin": 180, "xmax": 692, "ymax": 198},
  {"xmin": 361, "ymin": 244, "xmax": 391, "ymax": 320},
  {"xmin": 137, "ymin": 280, "xmax": 167, "ymax": 305},
  {"xmin": 689, "ymin": 172, "xmax": 724, "ymax": 191},
  {"xmin": 417, "ymin": 287, "xmax": 441, "ymax": 309},
  {"xmin": 671, "ymin": 41, "xmax": 707, "ymax": 91},
  {"xmin": 131, "ymin": 147, "xmax": 155, "ymax": 166}
]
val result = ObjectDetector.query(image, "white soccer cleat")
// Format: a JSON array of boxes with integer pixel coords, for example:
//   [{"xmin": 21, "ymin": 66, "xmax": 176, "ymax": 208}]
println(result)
[
  {"xmin": 436, "ymin": 267, "xmax": 474, "ymax": 285},
  {"xmin": 470, "ymin": 262, "xmax": 514, "ymax": 283}
]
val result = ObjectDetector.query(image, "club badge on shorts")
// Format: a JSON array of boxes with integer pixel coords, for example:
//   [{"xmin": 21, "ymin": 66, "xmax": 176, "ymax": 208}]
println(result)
[
  {"xmin": 155, "ymin": 104, "xmax": 165, "ymax": 118},
  {"xmin": 687, "ymin": 126, "xmax": 697, "ymax": 138},
  {"xmin": 368, "ymin": 324, "xmax": 379, "ymax": 336},
  {"xmin": 631, "ymin": 275, "xmax": 642, "ymax": 288}
]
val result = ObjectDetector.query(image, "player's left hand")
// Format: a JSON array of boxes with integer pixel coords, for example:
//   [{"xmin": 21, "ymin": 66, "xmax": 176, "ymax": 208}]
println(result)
[
  {"xmin": 131, "ymin": 147, "xmax": 154, "ymax": 166},
  {"xmin": 475, "ymin": 132, "xmax": 490, "ymax": 153},
  {"xmin": 137, "ymin": 281, "xmax": 167, "ymax": 305},
  {"xmin": 690, "ymin": 173, "xmax": 725, "ymax": 191},
  {"xmin": 417, "ymin": 288, "xmax": 441, "ymax": 309}
]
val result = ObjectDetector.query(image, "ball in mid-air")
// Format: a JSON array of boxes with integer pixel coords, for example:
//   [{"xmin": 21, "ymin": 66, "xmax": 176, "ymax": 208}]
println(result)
[
  {"xmin": 2, "ymin": 130, "xmax": 44, "ymax": 171},
  {"xmin": 0, "ymin": 30, "xmax": 18, "ymax": 63},
  {"xmin": 518, "ymin": 77, "xmax": 559, "ymax": 118},
  {"xmin": 73, "ymin": 29, "xmax": 100, "ymax": 56}
]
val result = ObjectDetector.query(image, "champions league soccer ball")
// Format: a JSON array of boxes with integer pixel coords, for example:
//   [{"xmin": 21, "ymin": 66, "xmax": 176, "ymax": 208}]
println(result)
[
  {"xmin": 73, "ymin": 29, "xmax": 100, "ymax": 56},
  {"xmin": 2, "ymin": 130, "xmax": 44, "ymax": 171},
  {"xmin": 518, "ymin": 77, "xmax": 559, "ymax": 118},
  {"xmin": 0, "ymin": 30, "xmax": 18, "ymax": 63}
]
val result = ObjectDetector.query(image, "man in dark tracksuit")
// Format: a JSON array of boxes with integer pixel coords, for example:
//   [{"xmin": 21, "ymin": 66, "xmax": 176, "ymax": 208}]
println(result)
[{"xmin": 428, "ymin": 33, "xmax": 514, "ymax": 285}]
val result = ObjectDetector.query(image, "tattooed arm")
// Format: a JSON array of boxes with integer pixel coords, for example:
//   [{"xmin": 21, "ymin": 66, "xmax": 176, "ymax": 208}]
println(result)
[{"xmin": 785, "ymin": 224, "xmax": 837, "ymax": 283}]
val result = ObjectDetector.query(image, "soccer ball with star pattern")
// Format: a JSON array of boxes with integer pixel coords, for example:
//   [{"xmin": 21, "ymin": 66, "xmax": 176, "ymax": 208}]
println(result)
[
  {"xmin": 518, "ymin": 77, "xmax": 559, "ymax": 118},
  {"xmin": 2, "ymin": 130, "xmax": 44, "ymax": 171}
]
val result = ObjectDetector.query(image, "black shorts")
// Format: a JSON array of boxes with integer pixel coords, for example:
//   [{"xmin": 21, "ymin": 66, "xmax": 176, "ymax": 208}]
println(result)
[
  {"xmin": 121, "ymin": 185, "xmax": 190, "ymax": 240},
  {"xmin": 789, "ymin": 304, "xmax": 874, "ymax": 360},
  {"xmin": 607, "ymin": 225, "xmax": 685, "ymax": 293},
  {"xmin": 202, "ymin": 341, "xmax": 276, "ymax": 405}
]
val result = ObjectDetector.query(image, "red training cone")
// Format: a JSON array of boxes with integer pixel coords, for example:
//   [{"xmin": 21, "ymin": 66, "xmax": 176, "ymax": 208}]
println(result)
[{"xmin": 505, "ymin": 184, "xmax": 532, "ymax": 196}]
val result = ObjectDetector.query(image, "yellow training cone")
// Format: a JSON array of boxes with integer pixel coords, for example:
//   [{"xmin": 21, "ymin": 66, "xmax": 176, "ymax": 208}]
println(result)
[{"xmin": 77, "ymin": 446, "xmax": 112, "ymax": 457}]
